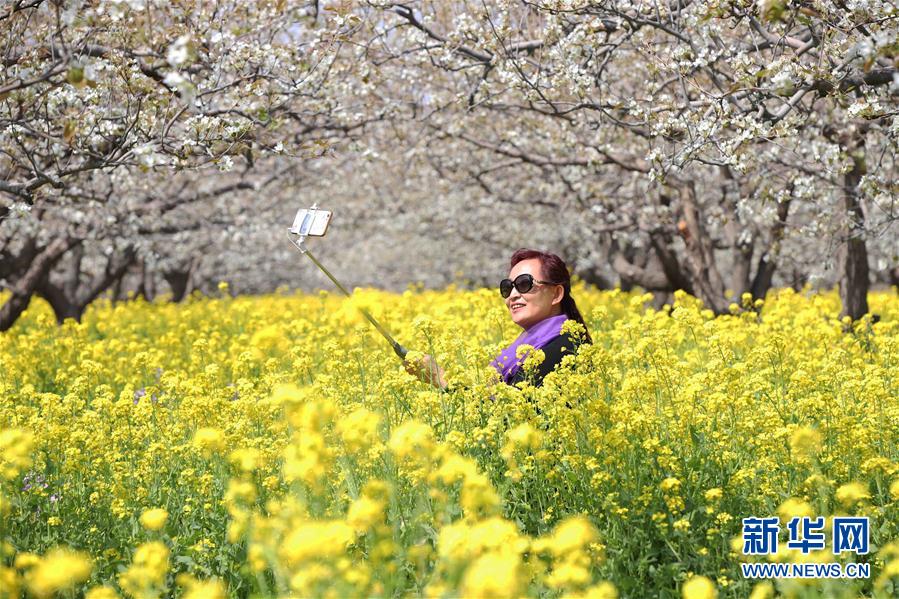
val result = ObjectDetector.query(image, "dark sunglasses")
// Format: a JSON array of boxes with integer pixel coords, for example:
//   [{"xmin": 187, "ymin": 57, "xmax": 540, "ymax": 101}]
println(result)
[{"xmin": 500, "ymin": 273, "xmax": 557, "ymax": 298}]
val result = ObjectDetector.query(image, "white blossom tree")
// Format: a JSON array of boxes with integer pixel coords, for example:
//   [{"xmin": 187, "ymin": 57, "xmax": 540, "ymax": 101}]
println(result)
[
  {"xmin": 2, "ymin": 0, "xmax": 896, "ymax": 329},
  {"xmin": 0, "ymin": 0, "xmax": 384, "ymax": 328},
  {"xmin": 346, "ymin": 0, "xmax": 897, "ymax": 317}
]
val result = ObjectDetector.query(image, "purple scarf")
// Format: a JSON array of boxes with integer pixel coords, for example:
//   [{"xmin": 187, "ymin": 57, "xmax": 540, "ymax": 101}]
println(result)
[{"xmin": 490, "ymin": 314, "xmax": 568, "ymax": 383}]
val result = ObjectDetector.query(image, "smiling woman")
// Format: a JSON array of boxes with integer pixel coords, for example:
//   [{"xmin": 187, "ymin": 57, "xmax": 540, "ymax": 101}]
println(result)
[{"xmin": 405, "ymin": 248, "xmax": 593, "ymax": 390}]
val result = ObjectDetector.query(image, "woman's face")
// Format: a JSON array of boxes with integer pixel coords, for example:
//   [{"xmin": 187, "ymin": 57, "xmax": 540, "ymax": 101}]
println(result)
[{"xmin": 505, "ymin": 258, "xmax": 564, "ymax": 330}]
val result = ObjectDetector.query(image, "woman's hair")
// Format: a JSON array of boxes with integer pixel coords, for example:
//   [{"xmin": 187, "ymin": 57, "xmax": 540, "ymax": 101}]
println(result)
[{"xmin": 510, "ymin": 248, "xmax": 593, "ymax": 344}]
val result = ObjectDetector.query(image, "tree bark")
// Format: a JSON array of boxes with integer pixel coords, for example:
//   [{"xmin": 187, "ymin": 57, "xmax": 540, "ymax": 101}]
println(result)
[
  {"xmin": 838, "ymin": 137, "xmax": 870, "ymax": 322},
  {"xmin": 0, "ymin": 237, "xmax": 78, "ymax": 331},
  {"xmin": 749, "ymin": 194, "xmax": 791, "ymax": 301},
  {"xmin": 574, "ymin": 267, "xmax": 614, "ymax": 290},
  {"xmin": 162, "ymin": 257, "xmax": 198, "ymax": 302},
  {"xmin": 36, "ymin": 278, "xmax": 83, "ymax": 323},
  {"xmin": 64, "ymin": 244, "xmax": 84, "ymax": 302},
  {"xmin": 136, "ymin": 259, "xmax": 156, "ymax": 302},
  {"xmin": 81, "ymin": 247, "xmax": 137, "ymax": 308},
  {"xmin": 609, "ymin": 237, "xmax": 672, "ymax": 291},
  {"xmin": 0, "ymin": 236, "xmax": 38, "ymax": 283},
  {"xmin": 677, "ymin": 183, "xmax": 729, "ymax": 314},
  {"xmin": 648, "ymin": 228, "xmax": 694, "ymax": 294},
  {"xmin": 730, "ymin": 241, "xmax": 754, "ymax": 300},
  {"xmin": 36, "ymin": 246, "xmax": 136, "ymax": 324},
  {"xmin": 718, "ymin": 174, "xmax": 756, "ymax": 301}
]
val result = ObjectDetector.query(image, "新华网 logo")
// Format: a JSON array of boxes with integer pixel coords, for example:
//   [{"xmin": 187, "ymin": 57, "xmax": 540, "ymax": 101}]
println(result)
[{"xmin": 740, "ymin": 516, "xmax": 870, "ymax": 579}]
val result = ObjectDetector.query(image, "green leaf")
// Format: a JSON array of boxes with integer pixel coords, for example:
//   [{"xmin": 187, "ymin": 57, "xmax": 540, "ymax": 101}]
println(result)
[
  {"xmin": 67, "ymin": 67, "xmax": 85, "ymax": 87},
  {"xmin": 63, "ymin": 121, "xmax": 76, "ymax": 144},
  {"xmin": 175, "ymin": 554, "xmax": 196, "ymax": 567}
]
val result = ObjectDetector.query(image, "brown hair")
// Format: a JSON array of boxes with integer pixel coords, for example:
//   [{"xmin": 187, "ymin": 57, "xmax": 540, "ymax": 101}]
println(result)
[{"xmin": 510, "ymin": 248, "xmax": 592, "ymax": 344}]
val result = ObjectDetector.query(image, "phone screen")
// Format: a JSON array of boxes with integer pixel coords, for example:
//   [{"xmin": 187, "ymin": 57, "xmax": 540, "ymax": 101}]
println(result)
[{"xmin": 291, "ymin": 209, "xmax": 332, "ymax": 236}]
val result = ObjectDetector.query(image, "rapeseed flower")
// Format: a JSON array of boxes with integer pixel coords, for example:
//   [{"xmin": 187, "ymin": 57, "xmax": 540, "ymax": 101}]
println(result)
[
  {"xmin": 24, "ymin": 547, "xmax": 92, "ymax": 599},
  {"xmin": 387, "ymin": 420, "xmax": 435, "ymax": 461},
  {"xmin": 0, "ymin": 285, "xmax": 896, "ymax": 597},
  {"xmin": 549, "ymin": 516, "xmax": 599, "ymax": 556},
  {"xmin": 84, "ymin": 586, "xmax": 121, "ymax": 599},
  {"xmin": 192, "ymin": 428, "xmax": 225, "ymax": 457},
  {"xmin": 568, "ymin": 581, "xmax": 618, "ymax": 599},
  {"xmin": 139, "ymin": 508, "xmax": 168, "ymax": 532},
  {"xmin": 660, "ymin": 477, "xmax": 681, "ymax": 492},
  {"xmin": 835, "ymin": 482, "xmax": 871, "ymax": 508},
  {"xmin": 0, "ymin": 429, "xmax": 34, "ymax": 480},
  {"xmin": 346, "ymin": 496, "xmax": 384, "ymax": 532},
  {"xmin": 281, "ymin": 520, "xmax": 354, "ymax": 565},
  {"xmin": 747, "ymin": 580, "xmax": 774, "ymax": 599},
  {"xmin": 176, "ymin": 573, "xmax": 227, "ymax": 599},
  {"xmin": 118, "ymin": 541, "xmax": 169, "ymax": 598},
  {"xmin": 460, "ymin": 550, "xmax": 523, "ymax": 598},
  {"xmin": 681, "ymin": 574, "xmax": 717, "ymax": 599},
  {"xmin": 789, "ymin": 425, "xmax": 822, "ymax": 463},
  {"xmin": 438, "ymin": 516, "xmax": 525, "ymax": 561},
  {"xmin": 776, "ymin": 498, "xmax": 814, "ymax": 522},
  {"xmin": 0, "ymin": 567, "xmax": 21, "ymax": 599},
  {"xmin": 703, "ymin": 488, "xmax": 723, "ymax": 502},
  {"xmin": 336, "ymin": 407, "xmax": 381, "ymax": 454},
  {"xmin": 228, "ymin": 448, "xmax": 262, "ymax": 473}
]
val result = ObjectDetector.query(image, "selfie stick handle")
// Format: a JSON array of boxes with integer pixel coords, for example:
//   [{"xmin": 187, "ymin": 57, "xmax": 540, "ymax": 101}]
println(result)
[{"xmin": 289, "ymin": 234, "xmax": 409, "ymax": 360}]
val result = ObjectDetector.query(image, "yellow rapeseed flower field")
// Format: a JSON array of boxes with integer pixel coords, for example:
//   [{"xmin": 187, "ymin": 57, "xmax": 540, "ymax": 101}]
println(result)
[{"xmin": 0, "ymin": 284, "xmax": 897, "ymax": 598}]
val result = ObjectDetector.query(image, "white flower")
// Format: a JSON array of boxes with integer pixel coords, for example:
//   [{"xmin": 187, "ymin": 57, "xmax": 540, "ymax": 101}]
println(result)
[
  {"xmin": 167, "ymin": 35, "xmax": 192, "ymax": 68},
  {"xmin": 847, "ymin": 100, "xmax": 870, "ymax": 117},
  {"xmin": 134, "ymin": 143, "xmax": 164, "ymax": 168},
  {"xmin": 769, "ymin": 66, "xmax": 795, "ymax": 94},
  {"xmin": 855, "ymin": 39, "xmax": 875, "ymax": 60},
  {"xmin": 163, "ymin": 71, "xmax": 185, "ymax": 87},
  {"xmin": 218, "ymin": 156, "xmax": 234, "ymax": 172},
  {"xmin": 9, "ymin": 202, "xmax": 32, "ymax": 218}
]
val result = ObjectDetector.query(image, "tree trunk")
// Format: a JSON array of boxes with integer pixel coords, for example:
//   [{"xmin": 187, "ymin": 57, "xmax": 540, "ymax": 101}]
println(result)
[
  {"xmin": 838, "ymin": 137, "xmax": 869, "ymax": 322},
  {"xmin": 677, "ymin": 183, "xmax": 728, "ymax": 314},
  {"xmin": 719, "ymin": 169, "xmax": 757, "ymax": 301},
  {"xmin": 137, "ymin": 259, "xmax": 156, "ymax": 302},
  {"xmin": 720, "ymin": 194, "xmax": 752, "ymax": 300},
  {"xmin": 730, "ymin": 240, "xmax": 754, "ymax": 301},
  {"xmin": 648, "ymin": 229, "xmax": 694, "ymax": 294},
  {"xmin": 64, "ymin": 244, "xmax": 84, "ymax": 302},
  {"xmin": 36, "ymin": 246, "xmax": 136, "ymax": 324},
  {"xmin": 111, "ymin": 274, "xmax": 124, "ymax": 305},
  {"xmin": 750, "ymin": 194, "xmax": 792, "ymax": 301},
  {"xmin": 38, "ymin": 244, "xmax": 85, "ymax": 323},
  {"xmin": 163, "ymin": 262, "xmax": 194, "ymax": 302},
  {"xmin": 37, "ymin": 279, "xmax": 85, "ymax": 323},
  {"xmin": 79, "ymin": 247, "xmax": 136, "ymax": 309},
  {"xmin": 609, "ymin": 237, "xmax": 671, "ymax": 292},
  {"xmin": 0, "ymin": 237, "xmax": 77, "ymax": 331},
  {"xmin": 0, "ymin": 236, "xmax": 38, "ymax": 283}
]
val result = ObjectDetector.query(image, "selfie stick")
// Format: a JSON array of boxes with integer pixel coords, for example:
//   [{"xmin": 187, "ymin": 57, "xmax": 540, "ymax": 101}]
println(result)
[{"xmin": 287, "ymin": 207, "xmax": 409, "ymax": 361}]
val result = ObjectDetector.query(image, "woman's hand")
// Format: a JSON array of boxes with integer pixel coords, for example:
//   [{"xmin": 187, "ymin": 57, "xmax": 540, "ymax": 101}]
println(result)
[{"xmin": 404, "ymin": 354, "xmax": 447, "ymax": 389}]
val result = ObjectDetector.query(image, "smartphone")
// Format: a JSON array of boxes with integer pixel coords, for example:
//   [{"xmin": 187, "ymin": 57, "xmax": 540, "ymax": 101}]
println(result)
[{"xmin": 290, "ymin": 208, "xmax": 332, "ymax": 236}]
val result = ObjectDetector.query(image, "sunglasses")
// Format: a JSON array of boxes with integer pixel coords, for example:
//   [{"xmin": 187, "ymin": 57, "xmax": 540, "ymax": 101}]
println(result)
[{"xmin": 500, "ymin": 273, "xmax": 558, "ymax": 299}]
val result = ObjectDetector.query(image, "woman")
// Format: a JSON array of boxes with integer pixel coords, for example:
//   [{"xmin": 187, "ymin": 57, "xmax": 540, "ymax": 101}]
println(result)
[{"xmin": 405, "ymin": 248, "xmax": 592, "ymax": 390}]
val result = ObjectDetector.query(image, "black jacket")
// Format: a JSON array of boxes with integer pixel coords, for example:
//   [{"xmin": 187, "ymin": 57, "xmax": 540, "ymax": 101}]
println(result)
[
  {"xmin": 506, "ymin": 332, "xmax": 580, "ymax": 387},
  {"xmin": 445, "ymin": 332, "xmax": 581, "ymax": 392}
]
